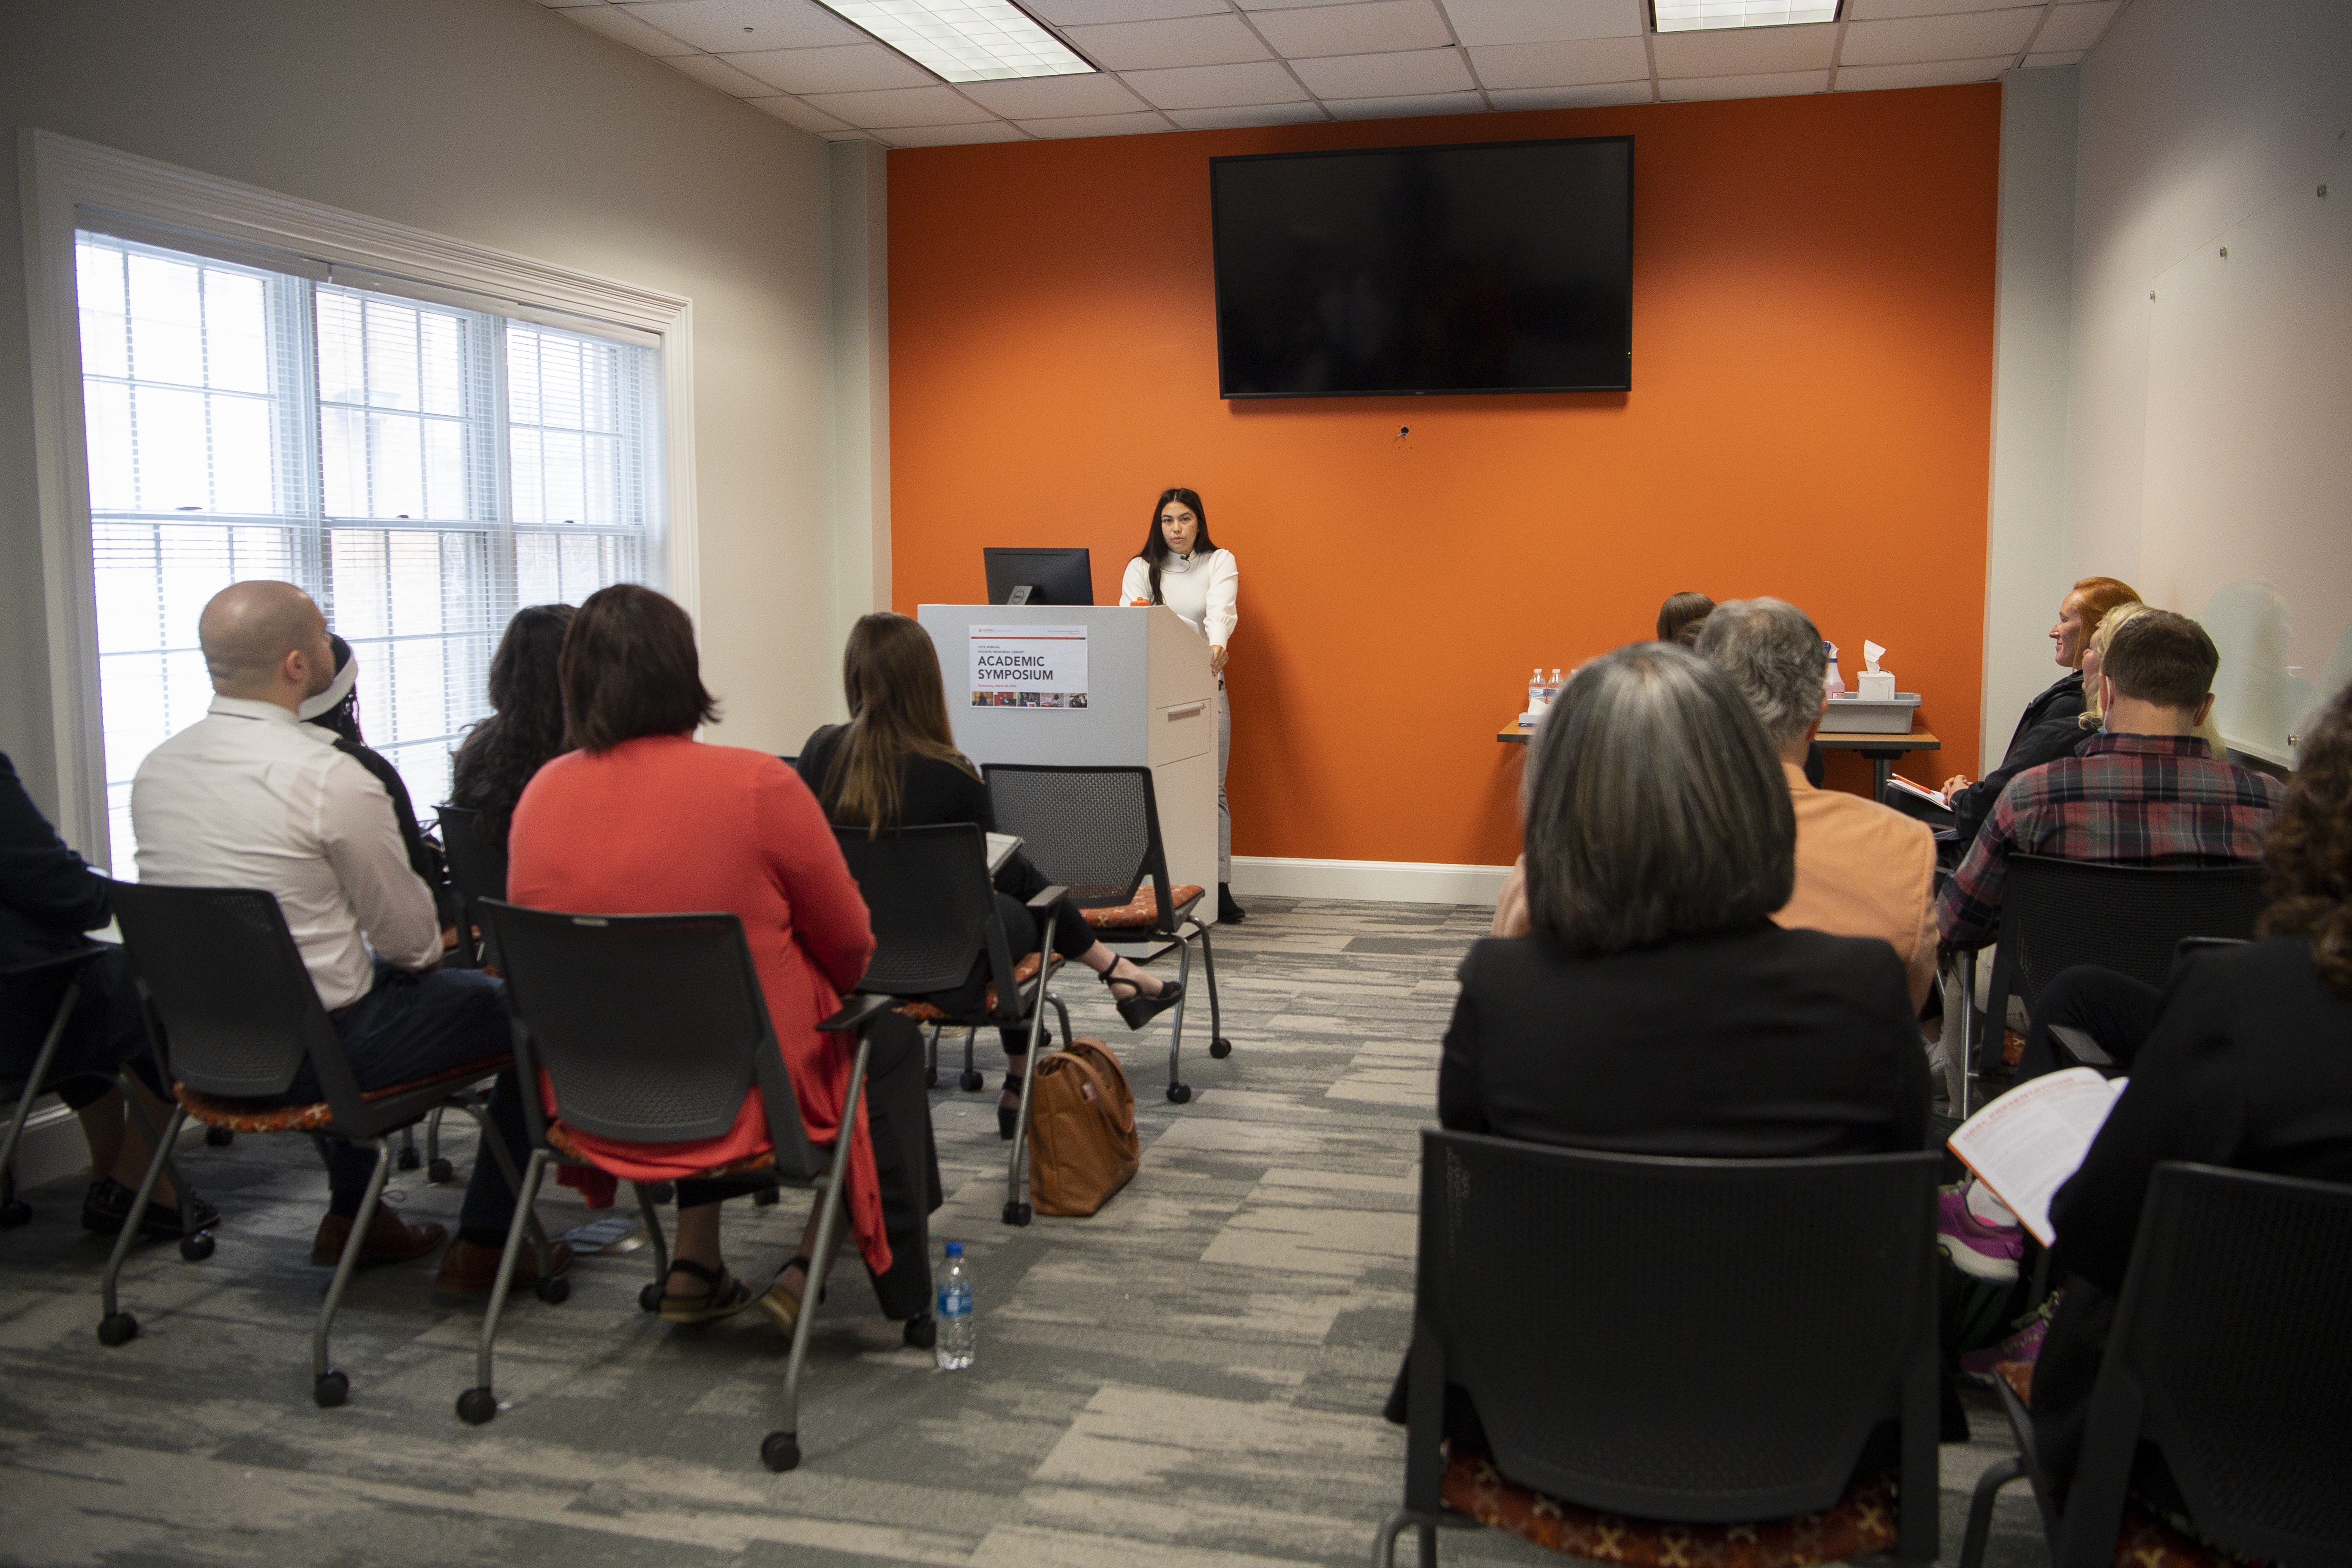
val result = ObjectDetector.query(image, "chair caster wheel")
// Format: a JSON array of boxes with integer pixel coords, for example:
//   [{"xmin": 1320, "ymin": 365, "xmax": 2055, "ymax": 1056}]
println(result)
[
  {"xmin": 958, "ymin": 1070, "xmax": 985, "ymax": 1092},
  {"xmin": 761, "ymin": 1431, "xmax": 801, "ymax": 1472},
  {"xmin": 396, "ymin": 1145, "xmax": 422, "ymax": 1171},
  {"xmin": 752, "ymin": 1185, "xmax": 779, "ymax": 1207},
  {"xmin": 904, "ymin": 1313, "xmax": 937, "ymax": 1350},
  {"xmin": 535, "ymin": 1274, "xmax": 570, "ymax": 1305},
  {"xmin": 644, "ymin": 1182, "xmax": 675, "ymax": 1205},
  {"xmin": 0, "ymin": 1199, "xmax": 30, "ymax": 1229},
  {"xmin": 179, "ymin": 1230, "xmax": 215, "ymax": 1262},
  {"xmin": 204, "ymin": 1127, "xmax": 234, "ymax": 1147},
  {"xmin": 1002, "ymin": 1200, "xmax": 1032, "ymax": 1227},
  {"xmin": 313, "ymin": 1370, "xmax": 349, "ymax": 1408},
  {"xmin": 1209, "ymin": 1037, "xmax": 1232, "ymax": 1059},
  {"xmin": 639, "ymin": 1281, "xmax": 665, "ymax": 1313},
  {"xmin": 924, "ymin": 1066, "xmax": 939, "ymax": 1088},
  {"xmin": 96, "ymin": 1312, "xmax": 139, "ymax": 1347},
  {"xmin": 456, "ymin": 1386, "xmax": 499, "ymax": 1425},
  {"xmin": 1166, "ymin": 1083, "xmax": 1192, "ymax": 1105},
  {"xmin": 427, "ymin": 1158, "xmax": 454, "ymax": 1184}
]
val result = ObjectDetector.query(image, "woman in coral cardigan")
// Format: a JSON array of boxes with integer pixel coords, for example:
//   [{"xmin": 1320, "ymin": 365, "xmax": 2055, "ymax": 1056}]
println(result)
[{"xmin": 508, "ymin": 585, "xmax": 883, "ymax": 1331}]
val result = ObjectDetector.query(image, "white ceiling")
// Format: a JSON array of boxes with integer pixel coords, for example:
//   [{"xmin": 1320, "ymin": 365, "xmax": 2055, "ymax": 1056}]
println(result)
[{"xmin": 529, "ymin": 0, "xmax": 2127, "ymax": 147}]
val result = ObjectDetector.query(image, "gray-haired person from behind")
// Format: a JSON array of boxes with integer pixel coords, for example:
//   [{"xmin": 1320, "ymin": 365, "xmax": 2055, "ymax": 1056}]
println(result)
[{"xmin": 1695, "ymin": 599, "xmax": 1941, "ymax": 1016}]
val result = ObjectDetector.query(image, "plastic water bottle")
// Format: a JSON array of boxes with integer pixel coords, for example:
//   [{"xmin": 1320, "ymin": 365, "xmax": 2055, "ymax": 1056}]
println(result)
[
  {"xmin": 1549, "ymin": 668, "xmax": 1565, "ymax": 705},
  {"xmin": 1823, "ymin": 641, "xmax": 1846, "ymax": 700},
  {"xmin": 936, "ymin": 1242, "xmax": 974, "ymax": 1370},
  {"xmin": 1527, "ymin": 667, "xmax": 1546, "ymax": 718}
]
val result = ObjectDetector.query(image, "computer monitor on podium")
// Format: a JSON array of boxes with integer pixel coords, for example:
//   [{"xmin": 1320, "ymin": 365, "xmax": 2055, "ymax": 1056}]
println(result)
[{"xmin": 984, "ymin": 548, "xmax": 1093, "ymax": 607}]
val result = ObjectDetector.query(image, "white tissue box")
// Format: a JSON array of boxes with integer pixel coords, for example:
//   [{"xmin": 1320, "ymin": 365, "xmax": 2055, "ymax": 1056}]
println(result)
[{"xmin": 1857, "ymin": 671, "xmax": 1896, "ymax": 701}]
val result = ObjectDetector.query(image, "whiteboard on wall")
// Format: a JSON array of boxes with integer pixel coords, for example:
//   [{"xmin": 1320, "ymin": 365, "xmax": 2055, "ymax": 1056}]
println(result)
[{"xmin": 2141, "ymin": 150, "xmax": 2351, "ymax": 768}]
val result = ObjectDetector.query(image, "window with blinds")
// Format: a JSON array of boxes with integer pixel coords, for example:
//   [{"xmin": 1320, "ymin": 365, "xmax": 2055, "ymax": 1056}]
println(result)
[{"xmin": 75, "ymin": 230, "xmax": 662, "ymax": 865}]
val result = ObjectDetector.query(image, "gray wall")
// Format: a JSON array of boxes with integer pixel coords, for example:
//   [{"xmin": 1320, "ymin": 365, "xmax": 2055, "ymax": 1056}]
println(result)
[{"xmin": 0, "ymin": 0, "xmax": 870, "ymax": 826}]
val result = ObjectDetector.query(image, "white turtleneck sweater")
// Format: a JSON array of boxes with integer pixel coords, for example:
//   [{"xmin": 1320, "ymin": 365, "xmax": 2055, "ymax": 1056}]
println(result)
[{"xmin": 1120, "ymin": 547, "xmax": 1238, "ymax": 648}]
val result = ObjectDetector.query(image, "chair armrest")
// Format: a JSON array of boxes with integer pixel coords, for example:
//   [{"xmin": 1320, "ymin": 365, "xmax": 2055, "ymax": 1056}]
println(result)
[
  {"xmin": 817, "ymin": 992, "xmax": 895, "ymax": 1035},
  {"xmin": 1025, "ymin": 885, "xmax": 1068, "ymax": 911},
  {"xmin": 0, "ymin": 943, "xmax": 112, "ymax": 981},
  {"xmin": 2047, "ymin": 1024, "xmax": 2113, "ymax": 1068}
]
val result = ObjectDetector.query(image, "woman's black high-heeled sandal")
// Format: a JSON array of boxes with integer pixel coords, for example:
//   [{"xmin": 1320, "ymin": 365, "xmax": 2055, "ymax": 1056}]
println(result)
[
  {"xmin": 998, "ymin": 1072, "xmax": 1022, "ymax": 1141},
  {"xmin": 1104, "ymin": 969, "xmax": 1184, "ymax": 1031}
]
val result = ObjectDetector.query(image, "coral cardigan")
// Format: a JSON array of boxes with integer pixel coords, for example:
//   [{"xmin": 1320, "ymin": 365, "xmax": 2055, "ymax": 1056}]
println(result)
[{"xmin": 507, "ymin": 735, "xmax": 887, "ymax": 1273}]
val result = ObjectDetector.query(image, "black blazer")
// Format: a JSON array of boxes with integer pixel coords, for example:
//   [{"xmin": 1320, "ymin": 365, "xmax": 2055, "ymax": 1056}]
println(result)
[
  {"xmin": 1948, "ymin": 672, "xmax": 2087, "ymax": 842},
  {"xmin": 1440, "ymin": 921, "xmax": 1932, "ymax": 1158},
  {"xmin": 0, "ymin": 751, "xmax": 111, "ymax": 972}
]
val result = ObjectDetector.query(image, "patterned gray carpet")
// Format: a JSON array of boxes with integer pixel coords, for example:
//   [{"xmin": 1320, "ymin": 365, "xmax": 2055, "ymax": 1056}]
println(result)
[{"xmin": 0, "ymin": 898, "xmax": 2046, "ymax": 1567}]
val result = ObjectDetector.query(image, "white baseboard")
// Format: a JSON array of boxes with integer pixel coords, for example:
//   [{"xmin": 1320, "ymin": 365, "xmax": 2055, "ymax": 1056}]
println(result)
[
  {"xmin": 1228, "ymin": 855, "xmax": 1511, "ymax": 907},
  {"xmin": 4, "ymin": 1100, "xmax": 88, "ymax": 1195}
]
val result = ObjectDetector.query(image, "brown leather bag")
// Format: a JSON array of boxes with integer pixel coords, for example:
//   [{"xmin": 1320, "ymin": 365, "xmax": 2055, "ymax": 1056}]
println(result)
[{"xmin": 1025, "ymin": 1038, "xmax": 1140, "ymax": 1217}]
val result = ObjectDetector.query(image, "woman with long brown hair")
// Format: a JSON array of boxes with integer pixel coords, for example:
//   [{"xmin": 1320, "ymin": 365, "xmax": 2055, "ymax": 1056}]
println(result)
[{"xmin": 798, "ymin": 612, "xmax": 1182, "ymax": 1138}]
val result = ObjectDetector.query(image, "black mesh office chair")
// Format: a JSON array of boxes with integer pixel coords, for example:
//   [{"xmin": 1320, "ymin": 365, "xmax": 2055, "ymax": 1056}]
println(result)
[
  {"xmin": 982, "ymin": 763, "xmax": 1228, "ymax": 1105},
  {"xmin": 101, "ymin": 879, "xmax": 542, "ymax": 1408},
  {"xmin": 832, "ymin": 824, "xmax": 1070, "ymax": 1227},
  {"xmin": 1956, "ymin": 857, "xmax": 2268, "ymax": 1113},
  {"xmin": 1960, "ymin": 1162, "xmax": 2352, "ymax": 1568},
  {"xmin": 471, "ymin": 899, "xmax": 892, "ymax": 1472},
  {"xmin": 0, "ymin": 945, "xmax": 203, "ymax": 1236},
  {"xmin": 419, "ymin": 803, "xmax": 515, "ymax": 1182},
  {"xmin": 1376, "ymin": 1132, "xmax": 1942, "ymax": 1568}
]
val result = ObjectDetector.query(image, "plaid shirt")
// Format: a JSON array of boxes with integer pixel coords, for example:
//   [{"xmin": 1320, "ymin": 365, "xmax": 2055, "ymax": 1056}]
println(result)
[{"xmin": 1936, "ymin": 732, "xmax": 2284, "ymax": 950}]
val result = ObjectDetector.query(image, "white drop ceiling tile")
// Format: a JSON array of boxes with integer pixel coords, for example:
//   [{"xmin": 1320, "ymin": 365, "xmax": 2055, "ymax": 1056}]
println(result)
[
  {"xmin": 1846, "ymin": 0, "xmax": 2017, "ymax": 18},
  {"xmin": 2031, "ymin": 1, "xmax": 2123, "ymax": 54},
  {"xmin": 1015, "ymin": 110, "xmax": 1177, "ymax": 136},
  {"xmin": 1469, "ymin": 35, "xmax": 1651, "ymax": 87},
  {"xmin": 2023, "ymin": 49, "xmax": 2086, "ymax": 66},
  {"xmin": 558, "ymin": 4, "xmax": 702, "ymax": 55},
  {"xmin": 1838, "ymin": 9, "xmax": 2042, "ymax": 65},
  {"xmin": 1059, "ymin": 14, "xmax": 1272, "ymax": 70},
  {"xmin": 957, "ymin": 72, "xmax": 1152, "ymax": 116},
  {"xmin": 1162, "ymin": 100, "xmax": 1332, "ymax": 127},
  {"xmin": 1025, "ymin": 0, "xmax": 1226, "ymax": 20},
  {"xmin": 744, "ymin": 94, "xmax": 854, "ymax": 131},
  {"xmin": 1834, "ymin": 54, "xmax": 2011, "ymax": 90},
  {"xmin": 1652, "ymin": 22, "xmax": 1835, "ymax": 76},
  {"xmin": 873, "ymin": 121, "xmax": 1031, "ymax": 147},
  {"xmin": 1486, "ymin": 80, "xmax": 1654, "ymax": 109},
  {"xmin": 1323, "ymin": 90, "xmax": 1489, "ymax": 120},
  {"xmin": 1290, "ymin": 47, "xmax": 1474, "ymax": 98},
  {"xmin": 1120, "ymin": 60, "xmax": 1311, "ymax": 108},
  {"xmin": 1248, "ymin": 1, "xmax": 1454, "ymax": 60},
  {"xmin": 1659, "ymin": 68, "xmax": 1828, "ymax": 100},
  {"xmin": 731, "ymin": 43, "xmax": 934, "ymax": 92},
  {"xmin": 663, "ymin": 51, "xmax": 780, "ymax": 94},
  {"xmin": 613, "ymin": 0, "xmax": 865, "ymax": 53},
  {"xmin": 802, "ymin": 83, "xmax": 997, "ymax": 125},
  {"xmin": 1437, "ymin": 0, "xmax": 1644, "ymax": 46}
]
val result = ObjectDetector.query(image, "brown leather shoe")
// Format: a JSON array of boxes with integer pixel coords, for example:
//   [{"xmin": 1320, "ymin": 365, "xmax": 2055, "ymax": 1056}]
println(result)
[
  {"xmin": 435, "ymin": 1237, "xmax": 574, "ymax": 1294},
  {"xmin": 310, "ymin": 1208, "xmax": 448, "ymax": 1268}
]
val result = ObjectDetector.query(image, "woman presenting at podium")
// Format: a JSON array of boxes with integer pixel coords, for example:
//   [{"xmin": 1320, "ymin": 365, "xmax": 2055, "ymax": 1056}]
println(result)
[{"xmin": 1122, "ymin": 487, "xmax": 1244, "ymax": 924}]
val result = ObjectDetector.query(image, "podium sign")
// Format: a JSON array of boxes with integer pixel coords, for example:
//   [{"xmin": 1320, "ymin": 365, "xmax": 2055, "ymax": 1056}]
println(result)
[{"xmin": 968, "ymin": 623, "xmax": 1089, "ymax": 708}]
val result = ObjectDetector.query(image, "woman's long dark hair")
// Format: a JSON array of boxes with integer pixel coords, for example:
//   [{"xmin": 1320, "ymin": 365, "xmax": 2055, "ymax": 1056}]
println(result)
[
  {"xmin": 1135, "ymin": 487, "xmax": 1216, "ymax": 606},
  {"xmin": 449, "ymin": 604, "xmax": 576, "ymax": 848},
  {"xmin": 2257, "ymin": 683, "xmax": 2352, "ymax": 995},
  {"xmin": 825, "ymin": 612, "xmax": 977, "ymax": 836}
]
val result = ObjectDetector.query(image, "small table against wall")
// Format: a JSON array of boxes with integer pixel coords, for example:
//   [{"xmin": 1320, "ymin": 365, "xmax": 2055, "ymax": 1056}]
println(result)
[{"xmin": 1498, "ymin": 720, "xmax": 1941, "ymax": 806}]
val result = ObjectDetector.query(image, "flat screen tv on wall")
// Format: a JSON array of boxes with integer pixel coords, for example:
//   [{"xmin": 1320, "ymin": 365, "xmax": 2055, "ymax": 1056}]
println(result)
[{"xmin": 1209, "ymin": 136, "xmax": 1633, "ymax": 399}]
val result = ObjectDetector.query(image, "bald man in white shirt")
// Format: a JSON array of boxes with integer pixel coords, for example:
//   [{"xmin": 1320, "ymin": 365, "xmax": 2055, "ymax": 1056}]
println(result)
[{"xmin": 132, "ymin": 581, "xmax": 563, "ymax": 1292}]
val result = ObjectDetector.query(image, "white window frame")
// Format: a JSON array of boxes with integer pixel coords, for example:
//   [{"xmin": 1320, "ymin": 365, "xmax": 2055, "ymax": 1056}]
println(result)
[{"xmin": 20, "ymin": 130, "xmax": 699, "ymax": 866}]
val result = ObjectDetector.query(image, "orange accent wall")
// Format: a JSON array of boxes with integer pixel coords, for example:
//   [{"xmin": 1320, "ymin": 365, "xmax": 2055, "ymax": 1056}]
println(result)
[{"xmin": 889, "ymin": 86, "xmax": 2000, "ymax": 868}]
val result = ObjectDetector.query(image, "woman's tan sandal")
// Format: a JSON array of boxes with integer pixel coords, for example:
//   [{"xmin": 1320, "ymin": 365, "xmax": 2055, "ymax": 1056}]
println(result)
[
  {"xmin": 657, "ymin": 1259, "xmax": 754, "ymax": 1323},
  {"xmin": 758, "ymin": 1254, "xmax": 811, "ymax": 1335}
]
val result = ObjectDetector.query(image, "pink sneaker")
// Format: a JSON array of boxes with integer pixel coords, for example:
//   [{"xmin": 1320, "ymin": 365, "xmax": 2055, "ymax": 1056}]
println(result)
[
  {"xmin": 1959, "ymin": 1312, "xmax": 2049, "ymax": 1380},
  {"xmin": 1937, "ymin": 1189, "xmax": 2024, "ymax": 1282}
]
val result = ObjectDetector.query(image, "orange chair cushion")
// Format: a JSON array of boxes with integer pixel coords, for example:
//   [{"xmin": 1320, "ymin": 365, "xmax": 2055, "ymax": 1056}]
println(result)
[
  {"xmin": 1081, "ymin": 884, "xmax": 1203, "ymax": 931},
  {"xmin": 1440, "ymin": 1450, "xmax": 1900, "ymax": 1568},
  {"xmin": 893, "ymin": 952, "xmax": 1059, "ymax": 1023},
  {"xmin": 173, "ymin": 1056, "xmax": 509, "ymax": 1134}
]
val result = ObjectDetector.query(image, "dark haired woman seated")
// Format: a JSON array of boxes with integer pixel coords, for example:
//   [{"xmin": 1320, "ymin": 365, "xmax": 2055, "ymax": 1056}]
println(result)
[
  {"xmin": 798, "ymin": 612, "xmax": 1181, "ymax": 1139},
  {"xmin": 1390, "ymin": 643, "xmax": 1931, "ymax": 1435},
  {"xmin": 448, "ymin": 603, "xmax": 575, "ymax": 851}
]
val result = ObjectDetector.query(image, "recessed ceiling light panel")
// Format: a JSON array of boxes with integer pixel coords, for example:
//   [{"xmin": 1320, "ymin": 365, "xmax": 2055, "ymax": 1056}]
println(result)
[
  {"xmin": 815, "ymin": 0, "xmax": 1095, "ymax": 83},
  {"xmin": 1652, "ymin": 0, "xmax": 1840, "ymax": 32}
]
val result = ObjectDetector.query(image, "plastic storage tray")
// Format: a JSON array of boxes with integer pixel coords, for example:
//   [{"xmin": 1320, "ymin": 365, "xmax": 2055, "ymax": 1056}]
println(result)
[{"xmin": 1822, "ymin": 693, "xmax": 1921, "ymax": 734}]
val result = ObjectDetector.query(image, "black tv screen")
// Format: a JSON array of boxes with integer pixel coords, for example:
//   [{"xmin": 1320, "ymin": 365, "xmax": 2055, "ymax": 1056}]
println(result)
[{"xmin": 1209, "ymin": 136, "xmax": 1633, "ymax": 399}]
